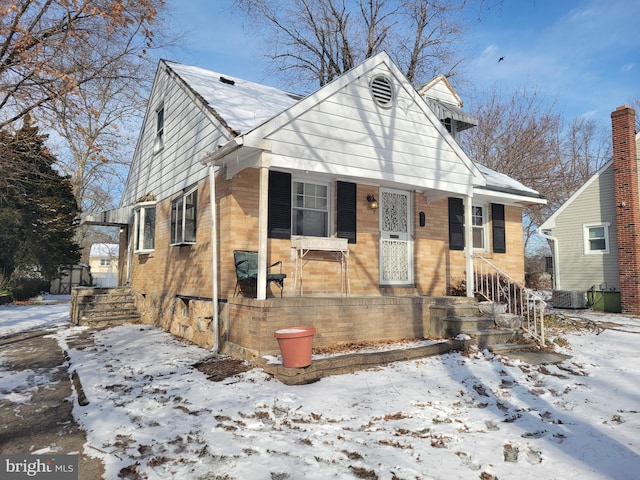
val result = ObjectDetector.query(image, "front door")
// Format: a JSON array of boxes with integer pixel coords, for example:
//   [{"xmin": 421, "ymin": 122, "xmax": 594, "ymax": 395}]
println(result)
[{"xmin": 379, "ymin": 188, "xmax": 413, "ymax": 285}]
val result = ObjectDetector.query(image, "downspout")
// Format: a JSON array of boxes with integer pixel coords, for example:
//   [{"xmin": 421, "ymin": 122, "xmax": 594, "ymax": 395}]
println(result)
[
  {"xmin": 208, "ymin": 163, "xmax": 219, "ymax": 353},
  {"xmin": 202, "ymin": 136, "xmax": 244, "ymax": 353},
  {"xmin": 537, "ymin": 228, "xmax": 560, "ymax": 290}
]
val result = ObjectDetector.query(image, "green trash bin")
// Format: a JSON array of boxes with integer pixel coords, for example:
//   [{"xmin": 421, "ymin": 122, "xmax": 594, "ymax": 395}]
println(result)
[{"xmin": 588, "ymin": 291, "xmax": 621, "ymax": 313}]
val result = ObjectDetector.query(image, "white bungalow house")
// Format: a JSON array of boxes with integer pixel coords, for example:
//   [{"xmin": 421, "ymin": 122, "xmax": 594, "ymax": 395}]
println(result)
[{"xmin": 83, "ymin": 51, "xmax": 545, "ymax": 357}]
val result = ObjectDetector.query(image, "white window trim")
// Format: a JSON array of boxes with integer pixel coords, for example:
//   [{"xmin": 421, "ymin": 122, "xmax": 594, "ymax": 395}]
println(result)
[
  {"xmin": 133, "ymin": 201, "xmax": 156, "ymax": 254},
  {"xmin": 170, "ymin": 186, "xmax": 198, "ymax": 246},
  {"xmin": 584, "ymin": 223, "xmax": 610, "ymax": 254},
  {"xmin": 290, "ymin": 177, "xmax": 332, "ymax": 239},
  {"xmin": 471, "ymin": 203, "xmax": 488, "ymax": 252}
]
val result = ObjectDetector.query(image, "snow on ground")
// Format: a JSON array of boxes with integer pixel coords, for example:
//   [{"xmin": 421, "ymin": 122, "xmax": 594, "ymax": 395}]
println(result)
[{"xmin": 1, "ymin": 298, "xmax": 640, "ymax": 479}]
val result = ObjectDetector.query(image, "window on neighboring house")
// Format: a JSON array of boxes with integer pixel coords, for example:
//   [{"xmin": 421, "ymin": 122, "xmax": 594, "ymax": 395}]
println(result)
[
  {"xmin": 267, "ymin": 171, "xmax": 357, "ymax": 243},
  {"xmin": 99, "ymin": 258, "xmax": 112, "ymax": 267},
  {"xmin": 171, "ymin": 187, "xmax": 197, "ymax": 245},
  {"xmin": 292, "ymin": 180, "xmax": 329, "ymax": 237},
  {"xmin": 154, "ymin": 106, "xmax": 164, "ymax": 152},
  {"xmin": 584, "ymin": 223, "xmax": 609, "ymax": 254},
  {"xmin": 133, "ymin": 202, "xmax": 156, "ymax": 253}
]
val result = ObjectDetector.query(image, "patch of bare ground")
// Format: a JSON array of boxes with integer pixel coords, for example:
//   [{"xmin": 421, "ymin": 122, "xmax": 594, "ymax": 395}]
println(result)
[{"xmin": 193, "ymin": 356, "xmax": 251, "ymax": 381}]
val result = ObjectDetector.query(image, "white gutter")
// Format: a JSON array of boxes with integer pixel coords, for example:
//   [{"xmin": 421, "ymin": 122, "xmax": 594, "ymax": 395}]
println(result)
[
  {"xmin": 201, "ymin": 136, "xmax": 244, "ymax": 353},
  {"xmin": 537, "ymin": 228, "xmax": 560, "ymax": 290}
]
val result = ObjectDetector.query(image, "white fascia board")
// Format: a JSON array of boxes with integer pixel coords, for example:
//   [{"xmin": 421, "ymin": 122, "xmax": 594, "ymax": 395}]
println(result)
[
  {"xmin": 268, "ymin": 155, "xmax": 475, "ymax": 196},
  {"xmin": 474, "ymin": 188, "xmax": 547, "ymax": 206}
]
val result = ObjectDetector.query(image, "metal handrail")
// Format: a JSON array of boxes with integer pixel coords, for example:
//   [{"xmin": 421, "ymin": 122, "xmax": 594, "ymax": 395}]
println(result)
[{"xmin": 472, "ymin": 255, "xmax": 547, "ymax": 345}]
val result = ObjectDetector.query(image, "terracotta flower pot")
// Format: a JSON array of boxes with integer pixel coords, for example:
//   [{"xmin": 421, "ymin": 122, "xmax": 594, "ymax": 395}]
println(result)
[{"xmin": 274, "ymin": 326, "xmax": 316, "ymax": 368}]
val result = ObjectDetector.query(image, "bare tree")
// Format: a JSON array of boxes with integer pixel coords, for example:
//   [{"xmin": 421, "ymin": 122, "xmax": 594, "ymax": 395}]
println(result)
[
  {"xmin": 462, "ymin": 85, "xmax": 617, "ymax": 250},
  {"xmin": 461, "ymin": 85, "xmax": 564, "ymax": 249},
  {"xmin": 561, "ymin": 116, "xmax": 611, "ymax": 187},
  {"xmin": 43, "ymin": 35, "xmax": 160, "ymax": 213},
  {"xmin": 0, "ymin": 0, "xmax": 163, "ymax": 129},
  {"xmin": 0, "ymin": 0, "xmax": 167, "ymax": 211},
  {"xmin": 234, "ymin": 0, "xmax": 468, "ymax": 90}
]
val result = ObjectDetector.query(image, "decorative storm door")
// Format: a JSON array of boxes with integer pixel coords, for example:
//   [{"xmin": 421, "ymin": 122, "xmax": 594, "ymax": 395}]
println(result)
[{"xmin": 379, "ymin": 188, "xmax": 413, "ymax": 285}]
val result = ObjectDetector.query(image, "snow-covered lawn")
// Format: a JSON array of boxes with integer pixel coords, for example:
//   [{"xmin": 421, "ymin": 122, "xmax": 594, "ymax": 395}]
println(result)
[{"xmin": 1, "ymin": 297, "xmax": 639, "ymax": 479}]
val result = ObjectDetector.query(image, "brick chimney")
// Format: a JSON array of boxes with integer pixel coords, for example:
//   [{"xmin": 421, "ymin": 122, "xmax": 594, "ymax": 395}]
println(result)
[{"xmin": 611, "ymin": 105, "xmax": 640, "ymax": 314}]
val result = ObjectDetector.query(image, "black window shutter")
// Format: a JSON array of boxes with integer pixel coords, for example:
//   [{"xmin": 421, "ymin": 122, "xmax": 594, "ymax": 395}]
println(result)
[
  {"xmin": 492, "ymin": 203, "xmax": 506, "ymax": 254},
  {"xmin": 268, "ymin": 171, "xmax": 291, "ymax": 239},
  {"xmin": 448, "ymin": 197, "xmax": 465, "ymax": 251},
  {"xmin": 337, "ymin": 181, "xmax": 357, "ymax": 244}
]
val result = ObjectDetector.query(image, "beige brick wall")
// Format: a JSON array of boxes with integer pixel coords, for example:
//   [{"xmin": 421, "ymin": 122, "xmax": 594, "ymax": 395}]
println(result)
[
  {"xmin": 129, "ymin": 180, "xmax": 213, "ymax": 299},
  {"xmin": 129, "ymin": 167, "xmax": 527, "ymax": 351},
  {"xmin": 223, "ymin": 296, "xmax": 442, "ymax": 358},
  {"xmin": 129, "ymin": 168, "xmax": 526, "ymax": 298}
]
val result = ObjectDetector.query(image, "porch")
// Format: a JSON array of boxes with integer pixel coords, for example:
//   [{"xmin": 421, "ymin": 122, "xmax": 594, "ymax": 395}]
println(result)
[{"xmin": 219, "ymin": 294, "xmax": 477, "ymax": 360}]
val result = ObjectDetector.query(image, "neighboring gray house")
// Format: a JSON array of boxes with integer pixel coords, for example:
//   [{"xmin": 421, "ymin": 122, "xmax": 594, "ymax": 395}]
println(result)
[{"xmin": 539, "ymin": 106, "xmax": 640, "ymax": 313}]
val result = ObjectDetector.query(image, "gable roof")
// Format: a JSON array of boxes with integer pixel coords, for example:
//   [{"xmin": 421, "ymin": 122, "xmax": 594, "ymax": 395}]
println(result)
[
  {"xmin": 165, "ymin": 61, "xmax": 301, "ymax": 136},
  {"xmin": 540, "ymin": 131, "xmax": 640, "ymax": 230},
  {"xmin": 202, "ymin": 52, "xmax": 489, "ymax": 197},
  {"xmin": 140, "ymin": 53, "xmax": 542, "ymax": 205}
]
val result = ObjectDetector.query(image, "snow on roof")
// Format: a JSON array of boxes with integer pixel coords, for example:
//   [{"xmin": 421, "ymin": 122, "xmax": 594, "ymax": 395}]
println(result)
[
  {"xmin": 168, "ymin": 60, "xmax": 541, "ymax": 201},
  {"xmin": 475, "ymin": 163, "xmax": 542, "ymax": 198},
  {"xmin": 89, "ymin": 243, "xmax": 119, "ymax": 257},
  {"xmin": 166, "ymin": 61, "xmax": 301, "ymax": 135}
]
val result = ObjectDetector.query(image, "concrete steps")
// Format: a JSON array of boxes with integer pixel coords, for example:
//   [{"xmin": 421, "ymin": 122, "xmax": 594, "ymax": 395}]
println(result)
[
  {"xmin": 434, "ymin": 300, "xmax": 525, "ymax": 349},
  {"xmin": 71, "ymin": 287, "xmax": 141, "ymax": 327}
]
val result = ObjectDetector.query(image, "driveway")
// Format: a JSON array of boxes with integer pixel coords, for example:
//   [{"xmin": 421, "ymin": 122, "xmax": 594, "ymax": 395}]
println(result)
[{"xmin": 0, "ymin": 329, "xmax": 104, "ymax": 480}]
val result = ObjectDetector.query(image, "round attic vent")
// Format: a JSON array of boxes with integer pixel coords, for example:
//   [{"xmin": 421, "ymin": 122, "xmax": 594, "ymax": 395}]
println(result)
[{"xmin": 370, "ymin": 74, "xmax": 394, "ymax": 107}]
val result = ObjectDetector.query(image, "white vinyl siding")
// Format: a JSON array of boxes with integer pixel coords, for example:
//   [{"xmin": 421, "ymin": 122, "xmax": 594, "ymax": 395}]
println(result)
[
  {"xmin": 262, "ymin": 66, "xmax": 477, "ymax": 196},
  {"xmin": 120, "ymin": 64, "xmax": 226, "ymax": 207}
]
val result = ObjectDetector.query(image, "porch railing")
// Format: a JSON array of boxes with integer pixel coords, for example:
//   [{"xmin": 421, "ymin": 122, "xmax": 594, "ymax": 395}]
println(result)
[{"xmin": 472, "ymin": 255, "xmax": 547, "ymax": 345}]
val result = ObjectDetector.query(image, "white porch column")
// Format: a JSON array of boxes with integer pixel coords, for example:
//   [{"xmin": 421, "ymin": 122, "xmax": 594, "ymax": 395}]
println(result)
[
  {"xmin": 464, "ymin": 195, "xmax": 474, "ymax": 298},
  {"xmin": 257, "ymin": 165, "xmax": 269, "ymax": 300}
]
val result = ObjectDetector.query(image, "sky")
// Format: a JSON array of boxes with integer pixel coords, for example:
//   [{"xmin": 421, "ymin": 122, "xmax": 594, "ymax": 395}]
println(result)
[
  {"xmin": 2, "ymin": 298, "xmax": 640, "ymax": 478},
  {"xmin": 161, "ymin": 0, "xmax": 640, "ymax": 127}
]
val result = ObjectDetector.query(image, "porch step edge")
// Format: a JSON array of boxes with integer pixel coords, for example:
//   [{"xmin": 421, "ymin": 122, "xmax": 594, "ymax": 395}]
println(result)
[{"xmin": 256, "ymin": 339, "xmax": 468, "ymax": 385}]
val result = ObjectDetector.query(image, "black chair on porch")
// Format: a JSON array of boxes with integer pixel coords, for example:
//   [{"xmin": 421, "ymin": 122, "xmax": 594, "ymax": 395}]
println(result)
[{"xmin": 233, "ymin": 250, "xmax": 287, "ymax": 298}]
